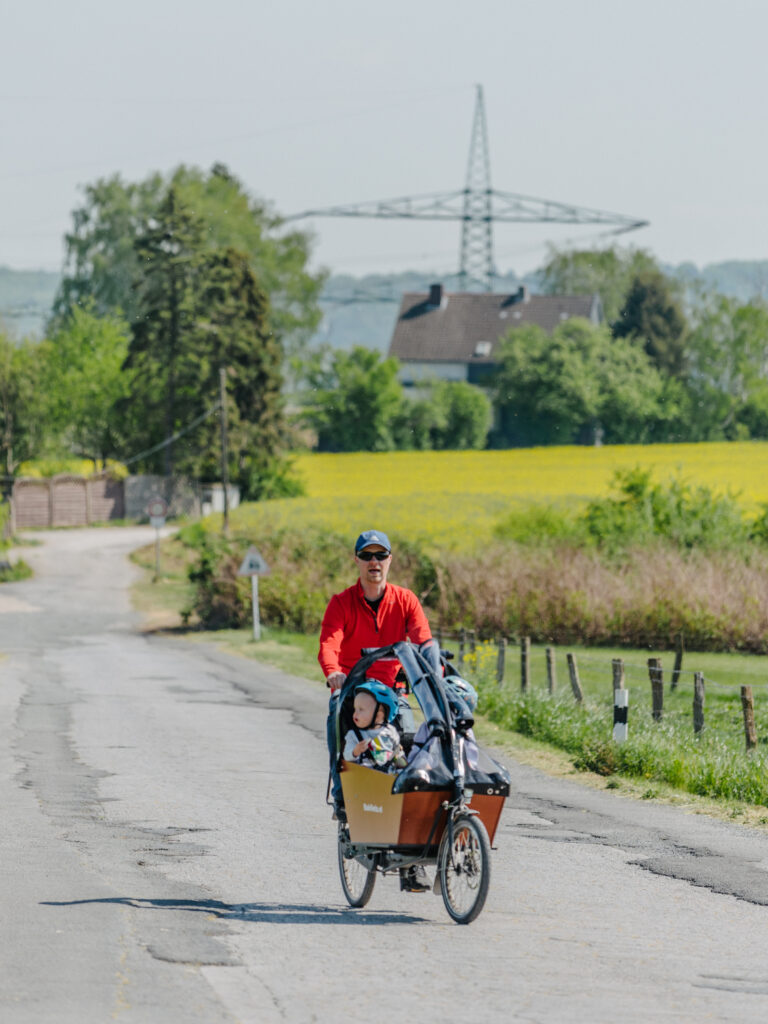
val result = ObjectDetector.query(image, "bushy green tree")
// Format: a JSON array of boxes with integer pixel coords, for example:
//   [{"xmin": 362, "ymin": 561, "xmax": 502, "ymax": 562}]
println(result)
[
  {"xmin": 432, "ymin": 380, "xmax": 492, "ymax": 449},
  {"xmin": 491, "ymin": 318, "xmax": 676, "ymax": 446},
  {"xmin": 683, "ymin": 295, "xmax": 768, "ymax": 440},
  {"xmin": 43, "ymin": 304, "xmax": 130, "ymax": 467},
  {"xmin": 394, "ymin": 380, "xmax": 491, "ymax": 450},
  {"xmin": 392, "ymin": 391, "xmax": 447, "ymax": 450},
  {"xmin": 0, "ymin": 332, "xmax": 46, "ymax": 474},
  {"xmin": 302, "ymin": 346, "xmax": 403, "ymax": 451}
]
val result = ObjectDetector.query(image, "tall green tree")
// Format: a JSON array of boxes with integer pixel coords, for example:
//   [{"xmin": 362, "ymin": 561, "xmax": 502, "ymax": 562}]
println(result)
[
  {"xmin": 613, "ymin": 269, "xmax": 687, "ymax": 376},
  {"xmin": 52, "ymin": 163, "xmax": 324, "ymax": 351},
  {"xmin": 186, "ymin": 248, "xmax": 288, "ymax": 498},
  {"xmin": 122, "ymin": 186, "xmax": 207, "ymax": 477}
]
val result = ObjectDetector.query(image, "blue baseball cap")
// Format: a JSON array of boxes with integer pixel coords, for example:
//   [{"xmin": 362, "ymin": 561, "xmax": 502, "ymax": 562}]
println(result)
[{"xmin": 354, "ymin": 530, "xmax": 392, "ymax": 554}]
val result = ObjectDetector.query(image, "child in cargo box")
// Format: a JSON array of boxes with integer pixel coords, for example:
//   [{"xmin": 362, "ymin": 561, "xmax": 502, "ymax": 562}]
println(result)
[{"xmin": 343, "ymin": 682, "xmax": 406, "ymax": 772}]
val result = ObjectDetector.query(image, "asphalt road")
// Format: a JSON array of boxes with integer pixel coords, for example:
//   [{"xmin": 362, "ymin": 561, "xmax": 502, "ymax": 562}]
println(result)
[{"xmin": 2, "ymin": 527, "xmax": 768, "ymax": 1023}]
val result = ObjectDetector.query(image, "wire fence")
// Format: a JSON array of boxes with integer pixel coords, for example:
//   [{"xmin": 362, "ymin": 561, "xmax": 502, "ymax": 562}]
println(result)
[{"xmin": 434, "ymin": 627, "xmax": 768, "ymax": 750}]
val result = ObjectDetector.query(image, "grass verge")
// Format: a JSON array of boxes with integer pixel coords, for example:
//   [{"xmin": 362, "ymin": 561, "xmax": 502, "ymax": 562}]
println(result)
[{"xmin": 0, "ymin": 559, "xmax": 33, "ymax": 582}]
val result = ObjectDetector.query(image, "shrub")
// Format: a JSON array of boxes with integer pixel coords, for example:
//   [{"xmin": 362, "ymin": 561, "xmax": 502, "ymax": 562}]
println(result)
[
  {"xmin": 494, "ymin": 503, "xmax": 582, "ymax": 546},
  {"xmin": 582, "ymin": 467, "xmax": 749, "ymax": 551},
  {"xmin": 183, "ymin": 532, "xmax": 252, "ymax": 629}
]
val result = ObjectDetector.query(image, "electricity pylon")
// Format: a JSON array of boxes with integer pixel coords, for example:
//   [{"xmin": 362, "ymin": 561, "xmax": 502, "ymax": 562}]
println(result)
[{"xmin": 286, "ymin": 85, "xmax": 649, "ymax": 292}]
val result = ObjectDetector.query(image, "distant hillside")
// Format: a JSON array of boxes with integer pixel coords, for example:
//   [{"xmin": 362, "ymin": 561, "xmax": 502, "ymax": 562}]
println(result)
[
  {"xmin": 4, "ymin": 259, "xmax": 768, "ymax": 348},
  {"xmin": 315, "ymin": 260, "xmax": 768, "ymax": 352},
  {"xmin": 0, "ymin": 267, "xmax": 60, "ymax": 339}
]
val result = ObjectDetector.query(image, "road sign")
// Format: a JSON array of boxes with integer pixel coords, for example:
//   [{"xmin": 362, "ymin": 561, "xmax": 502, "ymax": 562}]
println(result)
[
  {"xmin": 237, "ymin": 546, "xmax": 270, "ymax": 577},
  {"xmin": 237, "ymin": 546, "xmax": 270, "ymax": 641},
  {"xmin": 146, "ymin": 497, "xmax": 168, "ymax": 519}
]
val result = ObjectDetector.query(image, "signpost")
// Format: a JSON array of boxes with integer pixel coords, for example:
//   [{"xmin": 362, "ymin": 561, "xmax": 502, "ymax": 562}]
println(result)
[
  {"xmin": 146, "ymin": 497, "xmax": 168, "ymax": 581},
  {"xmin": 237, "ymin": 546, "xmax": 270, "ymax": 640}
]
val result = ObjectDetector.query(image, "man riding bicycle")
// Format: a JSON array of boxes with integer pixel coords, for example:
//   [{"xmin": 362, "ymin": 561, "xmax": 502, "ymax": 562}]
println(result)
[{"xmin": 319, "ymin": 529, "xmax": 433, "ymax": 890}]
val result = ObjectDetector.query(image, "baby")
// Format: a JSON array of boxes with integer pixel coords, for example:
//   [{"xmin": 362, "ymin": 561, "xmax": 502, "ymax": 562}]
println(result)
[{"xmin": 343, "ymin": 682, "xmax": 406, "ymax": 771}]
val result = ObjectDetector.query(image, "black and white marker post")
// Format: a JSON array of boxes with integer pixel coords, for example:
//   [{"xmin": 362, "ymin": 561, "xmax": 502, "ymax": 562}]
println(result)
[
  {"xmin": 613, "ymin": 687, "xmax": 629, "ymax": 742},
  {"xmin": 237, "ymin": 546, "xmax": 270, "ymax": 641}
]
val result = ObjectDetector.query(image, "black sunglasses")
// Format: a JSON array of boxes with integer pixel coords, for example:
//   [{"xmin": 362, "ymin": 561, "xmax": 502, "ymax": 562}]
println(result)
[{"xmin": 357, "ymin": 550, "xmax": 390, "ymax": 561}]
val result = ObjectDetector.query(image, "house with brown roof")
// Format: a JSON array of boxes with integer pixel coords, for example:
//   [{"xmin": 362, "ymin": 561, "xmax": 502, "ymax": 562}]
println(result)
[{"xmin": 388, "ymin": 283, "xmax": 603, "ymax": 387}]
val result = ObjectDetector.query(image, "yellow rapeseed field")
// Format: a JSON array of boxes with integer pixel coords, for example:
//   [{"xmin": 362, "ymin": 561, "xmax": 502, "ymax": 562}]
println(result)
[{"xmin": 231, "ymin": 442, "xmax": 768, "ymax": 550}]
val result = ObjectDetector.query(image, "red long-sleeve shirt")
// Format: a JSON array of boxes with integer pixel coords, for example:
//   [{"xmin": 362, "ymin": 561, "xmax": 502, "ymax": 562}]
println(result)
[{"xmin": 318, "ymin": 580, "xmax": 432, "ymax": 687}]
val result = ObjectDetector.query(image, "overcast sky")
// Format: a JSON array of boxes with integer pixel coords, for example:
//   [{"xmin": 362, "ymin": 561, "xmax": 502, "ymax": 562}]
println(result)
[{"xmin": 2, "ymin": 0, "xmax": 766, "ymax": 279}]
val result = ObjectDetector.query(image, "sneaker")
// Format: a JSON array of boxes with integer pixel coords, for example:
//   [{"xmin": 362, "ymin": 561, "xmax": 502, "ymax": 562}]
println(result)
[
  {"xmin": 399, "ymin": 865, "xmax": 430, "ymax": 892},
  {"xmin": 332, "ymin": 801, "xmax": 347, "ymax": 823}
]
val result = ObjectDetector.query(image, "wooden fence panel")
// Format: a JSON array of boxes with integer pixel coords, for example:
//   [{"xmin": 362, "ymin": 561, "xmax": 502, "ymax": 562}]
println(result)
[
  {"xmin": 88, "ymin": 476, "xmax": 125, "ymax": 522},
  {"xmin": 13, "ymin": 480, "xmax": 51, "ymax": 528},
  {"xmin": 51, "ymin": 476, "xmax": 88, "ymax": 527}
]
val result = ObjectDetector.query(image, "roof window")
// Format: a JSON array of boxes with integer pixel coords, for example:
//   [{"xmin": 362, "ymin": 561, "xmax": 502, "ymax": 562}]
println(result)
[{"xmin": 473, "ymin": 341, "xmax": 492, "ymax": 357}]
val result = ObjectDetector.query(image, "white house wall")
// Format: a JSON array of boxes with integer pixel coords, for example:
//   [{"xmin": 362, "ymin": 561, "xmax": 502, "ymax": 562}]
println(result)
[{"xmin": 399, "ymin": 361, "xmax": 468, "ymax": 387}]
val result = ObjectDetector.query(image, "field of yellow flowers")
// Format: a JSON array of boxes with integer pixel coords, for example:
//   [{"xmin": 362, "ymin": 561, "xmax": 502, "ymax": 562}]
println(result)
[{"xmin": 230, "ymin": 442, "xmax": 768, "ymax": 551}]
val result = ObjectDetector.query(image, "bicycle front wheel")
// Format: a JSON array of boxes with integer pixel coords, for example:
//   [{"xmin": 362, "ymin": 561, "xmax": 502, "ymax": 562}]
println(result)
[
  {"xmin": 338, "ymin": 826, "xmax": 376, "ymax": 908},
  {"xmin": 437, "ymin": 813, "xmax": 491, "ymax": 924}
]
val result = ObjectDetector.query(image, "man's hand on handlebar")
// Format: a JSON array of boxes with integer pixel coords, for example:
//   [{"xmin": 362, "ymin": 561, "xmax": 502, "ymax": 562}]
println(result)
[{"xmin": 326, "ymin": 672, "xmax": 346, "ymax": 692}]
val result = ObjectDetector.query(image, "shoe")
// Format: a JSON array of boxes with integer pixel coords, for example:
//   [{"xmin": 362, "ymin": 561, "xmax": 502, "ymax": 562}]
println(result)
[
  {"xmin": 332, "ymin": 801, "xmax": 347, "ymax": 823},
  {"xmin": 400, "ymin": 865, "xmax": 430, "ymax": 892}
]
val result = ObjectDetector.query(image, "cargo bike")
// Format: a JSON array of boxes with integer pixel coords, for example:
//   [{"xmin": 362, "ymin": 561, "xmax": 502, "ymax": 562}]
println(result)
[{"xmin": 331, "ymin": 638, "xmax": 510, "ymax": 924}]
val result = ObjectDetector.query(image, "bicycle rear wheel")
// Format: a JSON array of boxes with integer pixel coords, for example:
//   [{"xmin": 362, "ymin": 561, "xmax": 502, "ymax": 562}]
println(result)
[
  {"xmin": 338, "ymin": 826, "xmax": 376, "ymax": 908},
  {"xmin": 437, "ymin": 813, "xmax": 490, "ymax": 924}
]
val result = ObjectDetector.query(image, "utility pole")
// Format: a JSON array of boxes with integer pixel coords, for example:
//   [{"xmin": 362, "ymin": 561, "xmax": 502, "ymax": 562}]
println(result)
[
  {"xmin": 219, "ymin": 366, "xmax": 229, "ymax": 535},
  {"xmin": 459, "ymin": 83, "xmax": 494, "ymax": 291}
]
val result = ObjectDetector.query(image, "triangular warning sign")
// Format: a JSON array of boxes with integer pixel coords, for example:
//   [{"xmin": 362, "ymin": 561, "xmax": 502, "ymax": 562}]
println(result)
[{"xmin": 237, "ymin": 546, "xmax": 270, "ymax": 576}]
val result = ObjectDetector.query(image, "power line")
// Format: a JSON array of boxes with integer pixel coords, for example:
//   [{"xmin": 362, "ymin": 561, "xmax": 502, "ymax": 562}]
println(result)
[{"xmin": 122, "ymin": 401, "xmax": 221, "ymax": 468}]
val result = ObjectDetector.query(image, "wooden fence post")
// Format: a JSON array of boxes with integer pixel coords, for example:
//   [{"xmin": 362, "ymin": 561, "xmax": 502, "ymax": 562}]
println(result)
[
  {"xmin": 648, "ymin": 657, "xmax": 664, "ymax": 721},
  {"xmin": 496, "ymin": 637, "xmax": 506, "ymax": 687},
  {"xmin": 566, "ymin": 653, "xmax": 583, "ymax": 704},
  {"xmin": 520, "ymin": 635, "xmax": 530, "ymax": 693},
  {"xmin": 545, "ymin": 646, "xmax": 556, "ymax": 694},
  {"xmin": 458, "ymin": 627, "xmax": 466, "ymax": 670},
  {"xmin": 671, "ymin": 632, "xmax": 684, "ymax": 691},
  {"xmin": 741, "ymin": 685, "xmax": 757, "ymax": 751},
  {"xmin": 611, "ymin": 658, "xmax": 625, "ymax": 692},
  {"xmin": 693, "ymin": 672, "xmax": 705, "ymax": 734},
  {"xmin": 468, "ymin": 629, "xmax": 476, "ymax": 655},
  {"xmin": 435, "ymin": 625, "xmax": 443, "ymax": 649}
]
